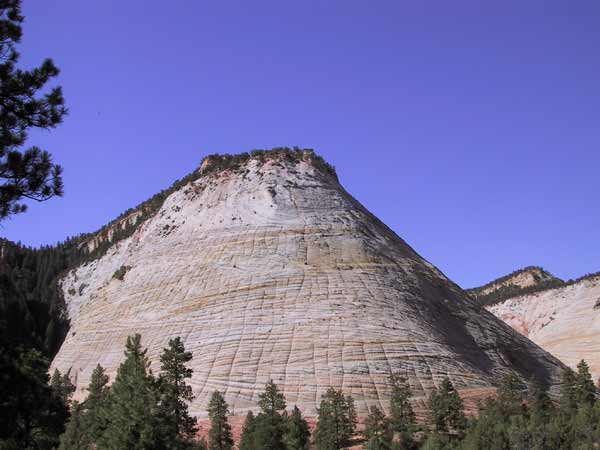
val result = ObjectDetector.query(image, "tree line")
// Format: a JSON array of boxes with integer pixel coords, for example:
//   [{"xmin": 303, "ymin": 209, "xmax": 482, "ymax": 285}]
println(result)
[{"xmin": 5, "ymin": 331, "xmax": 599, "ymax": 450}]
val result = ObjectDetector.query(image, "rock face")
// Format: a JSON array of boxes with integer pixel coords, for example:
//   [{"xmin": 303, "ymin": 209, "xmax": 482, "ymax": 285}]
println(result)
[
  {"xmin": 51, "ymin": 151, "xmax": 564, "ymax": 420},
  {"xmin": 468, "ymin": 267, "xmax": 561, "ymax": 300},
  {"xmin": 487, "ymin": 274, "xmax": 600, "ymax": 379}
]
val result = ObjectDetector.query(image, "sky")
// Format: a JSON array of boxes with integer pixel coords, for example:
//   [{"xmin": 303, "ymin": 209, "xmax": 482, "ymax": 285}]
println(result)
[{"xmin": 2, "ymin": 0, "xmax": 599, "ymax": 288}]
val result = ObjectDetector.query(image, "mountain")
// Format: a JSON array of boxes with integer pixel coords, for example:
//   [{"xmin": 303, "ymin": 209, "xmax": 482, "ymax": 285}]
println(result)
[
  {"xmin": 49, "ymin": 148, "xmax": 564, "ymax": 421},
  {"xmin": 480, "ymin": 270, "xmax": 600, "ymax": 379},
  {"xmin": 467, "ymin": 266, "xmax": 564, "ymax": 306}
]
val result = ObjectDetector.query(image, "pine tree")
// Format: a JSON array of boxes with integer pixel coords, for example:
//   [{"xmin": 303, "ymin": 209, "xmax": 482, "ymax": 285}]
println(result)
[
  {"xmin": 0, "ymin": 345, "xmax": 66, "ymax": 449},
  {"xmin": 428, "ymin": 377, "xmax": 466, "ymax": 435},
  {"xmin": 58, "ymin": 401, "xmax": 87, "ymax": 450},
  {"xmin": 559, "ymin": 367, "xmax": 576, "ymax": 408},
  {"xmin": 82, "ymin": 364, "xmax": 110, "ymax": 444},
  {"xmin": 527, "ymin": 378, "xmax": 553, "ymax": 450},
  {"xmin": 496, "ymin": 373, "xmax": 524, "ymax": 417},
  {"xmin": 284, "ymin": 406, "xmax": 310, "ymax": 450},
  {"xmin": 314, "ymin": 388, "xmax": 357, "ymax": 450},
  {"xmin": 207, "ymin": 391, "xmax": 234, "ymax": 450},
  {"xmin": 0, "ymin": 0, "xmax": 67, "ymax": 220},
  {"xmin": 254, "ymin": 380, "xmax": 288, "ymax": 450},
  {"xmin": 389, "ymin": 374, "xmax": 416, "ymax": 446},
  {"xmin": 157, "ymin": 337, "xmax": 198, "ymax": 448},
  {"xmin": 195, "ymin": 437, "xmax": 208, "ymax": 450},
  {"xmin": 420, "ymin": 433, "xmax": 449, "ymax": 450},
  {"xmin": 238, "ymin": 411, "xmax": 257, "ymax": 450},
  {"xmin": 364, "ymin": 406, "xmax": 393, "ymax": 450},
  {"xmin": 97, "ymin": 334, "xmax": 159, "ymax": 450},
  {"xmin": 575, "ymin": 360, "xmax": 596, "ymax": 407},
  {"xmin": 50, "ymin": 368, "xmax": 76, "ymax": 406}
]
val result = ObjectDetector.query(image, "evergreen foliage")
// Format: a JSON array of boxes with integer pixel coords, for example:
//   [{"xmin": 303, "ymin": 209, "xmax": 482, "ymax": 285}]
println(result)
[
  {"xmin": 207, "ymin": 391, "xmax": 233, "ymax": 450},
  {"xmin": 428, "ymin": 378, "xmax": 466, "ymax": 435},
  {"xmin": 58, "ymin": 402, "xmax": 87, "ymax": 450},
  {"xmin": 364, "ymin": 406, "xmax": 393, "ymax": 450},
  {"xmin": 254, "ymin": 380, "xmax": 288, "ymax": 450},
  {"xmin": 574, "ymin": 359, "xmax": 596, "ymax": 406},
  {"xmin": 283, "ymin": 406, "xmax": 310, "ymax": 450},
  {"xmin": 0, "ymin": 0, "xmax": 66, "ymax": 221},
  {"xmin": 238, "ymin": 411, "xmax": 257, "ymax": 450},
  {"xmin": 314, "ymin": 387, "xmax": 357, "ymax": 450},
  {"xmin": 0, "ymin": 344, "xmax": 68, "ymax": 449},
  {"xmin": 50, "ymin": 368, "xmax": 75, "ymax": 406},
  {"xmin": 96, "ymin": 334, "xmax": 160, "ymax": 450},
  {"xmin": 6, "ymin": 330, "xmax": 600, "ymax": 450},
  {"xmin": 157, "ymin": 337, "xmax": 198, "ymax": 448},
  {"xmin": 467, "ymin": 266, "xmax": 600, "ymax": 306},
  {"xmin": 389, "ymin": 374, "xmax": 417, "ymax": 445},
  {"xmin": 81, "ymin": 364, "xmax": 110, "ymax": 444}
]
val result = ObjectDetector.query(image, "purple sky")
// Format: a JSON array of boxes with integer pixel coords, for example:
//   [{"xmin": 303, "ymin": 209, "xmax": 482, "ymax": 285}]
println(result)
[{"xmin": 2, "ymin": 1, "xmax": 599, "ymax": 288}]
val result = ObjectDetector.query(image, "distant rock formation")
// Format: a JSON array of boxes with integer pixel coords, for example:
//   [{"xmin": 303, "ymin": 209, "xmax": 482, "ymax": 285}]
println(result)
[
  {"xmin": 51, "ymin": 149, "xmax": 564, "ymax": 421},
  {"xmin": 483, "ymin": 272, "xmax": 600, "ymax": 380},
  {"xmin": 467, "ymin": 266, "xmax": 564, "ymax": 306}
]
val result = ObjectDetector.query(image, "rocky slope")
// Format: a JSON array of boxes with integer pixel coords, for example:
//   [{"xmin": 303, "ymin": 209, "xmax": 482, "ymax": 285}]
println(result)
[
  {"xmin": 486, "ymin": 273, "xmax": 600, "ymax": 379},
  {"xmin": 51, "ymin": 149, "xmax": 564, "ymax": 420},
  {"xmin": 467, "ymin": 266, "xmax": 564, "ymax": 306}
]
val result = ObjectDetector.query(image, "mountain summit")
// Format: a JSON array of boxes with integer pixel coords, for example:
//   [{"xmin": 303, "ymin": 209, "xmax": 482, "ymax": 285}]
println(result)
[{"xmin": 51, "ymin": 148, "xmax": 564, "ymax": 419}]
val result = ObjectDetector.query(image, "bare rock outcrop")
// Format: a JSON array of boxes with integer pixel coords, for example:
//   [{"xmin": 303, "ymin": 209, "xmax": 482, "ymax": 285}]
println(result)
[
  {"xmin": 51, "ymin": 150, "xmax": 564, "ymax": 420},
  {"xmin": 487, "ymin": 274, "xmax": 600, "ymax": 379}
]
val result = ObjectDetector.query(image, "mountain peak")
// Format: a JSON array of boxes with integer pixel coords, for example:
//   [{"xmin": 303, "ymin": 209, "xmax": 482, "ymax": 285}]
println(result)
[
  {"xmin": 199, "ymin": 147, "xmax": 338, "ymax": 181},
  {"xmin": 51, "ymin": 148, "xmax": 564, "ymax": 422}
]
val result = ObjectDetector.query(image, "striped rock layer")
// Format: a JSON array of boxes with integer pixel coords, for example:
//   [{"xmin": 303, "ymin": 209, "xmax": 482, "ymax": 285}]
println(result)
[
  {"xmin": 51, "ymin": 153, "xmax": 564, "ymax": 419},
  {"xmin": 488, "ymin": 275, "xmax": 600, "ymax": 380}
]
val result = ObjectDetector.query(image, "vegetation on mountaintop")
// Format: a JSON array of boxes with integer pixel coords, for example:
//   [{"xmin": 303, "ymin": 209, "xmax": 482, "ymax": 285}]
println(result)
[
  {"xmin": 468, "ymin": 265, "xmax": 600, "ymax": 307},
  {"xmin": 200, "ymin": 147, "xmax": 337, "ymax": 180}
]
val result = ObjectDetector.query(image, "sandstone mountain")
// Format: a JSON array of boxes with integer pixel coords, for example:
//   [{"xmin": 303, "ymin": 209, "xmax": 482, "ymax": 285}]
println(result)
[
  {"xmin": 467, "ymin": 266, "xmax": 563, "ymax": 306},
  {"xmin": 50, "ymin": 149, "xmax": 565, "ymax": 420},
  {"xmin": 481, "ymin": 271, "xmax": 600, "ymax": 380}
]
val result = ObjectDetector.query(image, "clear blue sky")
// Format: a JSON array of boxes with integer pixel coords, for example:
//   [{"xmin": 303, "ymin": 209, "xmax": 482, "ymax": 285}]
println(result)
[{"xmin": 2, "ymin": 1, "xmax": 599, "ymax": 288}]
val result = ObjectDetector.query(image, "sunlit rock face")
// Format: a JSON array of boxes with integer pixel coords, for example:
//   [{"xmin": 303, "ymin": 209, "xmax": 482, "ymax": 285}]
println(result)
[
  {"xmin": 488, "ymin": 275, "xmax": 600, "ymax": 380},
  {"xmin": 51, "ymin": 151, "xmax": 564, "ymax": 419}
]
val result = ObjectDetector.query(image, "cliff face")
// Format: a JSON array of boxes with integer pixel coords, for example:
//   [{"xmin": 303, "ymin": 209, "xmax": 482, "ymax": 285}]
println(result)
[
  {"xmin": 51, "ymin": 151, "xmax": 564, "ymax": 419},
  {"xmin": 487, "ymin": 274, "xmax": 600, "ymax": 379}
]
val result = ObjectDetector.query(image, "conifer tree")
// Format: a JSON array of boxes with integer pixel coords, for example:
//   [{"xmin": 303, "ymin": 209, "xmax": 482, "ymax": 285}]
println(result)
[
  {"xmin": 364, "ymin": 405, "xmax": 393, "ymax": 450},
  {"xmin": 314, "ymin": 388, "xmax": 357, "ymax": 450},
  {"xmin": 575, "ymin": 360, "xmax": 596, "ymax": 407},
  {"xmin": 58, "ymin": 401, "xmax": 87, "ymax": 450},
  {"xmin": 496, "ymin": 373, "xmax": 524, "ymax": 417},
  {"xmin": 97, "ymin": 334, "xmax": 159, "ymax": 450},
  {"xmin": 238, "ymin": 411, "xmax": 257, "ymax": 450},
  {"xmin": 420, "ymin": 433, "xmax": 448, "ymax": 450},
  {"xmin": 82, "ymin": 364, "xmax": 110, "ymax": 444},
  {"xmin": 0, "ymin": 0, "xmax": 67, "ymax": 220},
  {"xmin": 207, "ymin": 391, "xmax": 234, "ymax": 450},
  {"xmin": 284, "ymin": 406, "xmax": 310, "ymax": 450},
  {"xmin": 558, "ymin": 367, "xmax": 577, "ymax": 412},
  {"xmin": 428, "ymin": 377, "xmax": 466, "ymax": 435},
  {"xmin": 50, "ymin": 368, "xmax": 76, "ymax": 406},
  {"xmin": 157, "ymin": 337, "xmax": 198, "ymax": 448},
  {"xmin": 527, "ymin": 378, "xmax": 553, "ymax": 450},
  {"xmin": 254, "ymin": 380, "xmax": 288, "ymax": 450},
  {"xmin": 389, "ymin": 374, "xmax": 416, "ymax": 444},
  {"xmin": 195, "ymin": 437, "xmax": 208, "ymax": 450},
  {"xmin": 0, "ymin": 345, "xmax": 66, "ymax": 449}
]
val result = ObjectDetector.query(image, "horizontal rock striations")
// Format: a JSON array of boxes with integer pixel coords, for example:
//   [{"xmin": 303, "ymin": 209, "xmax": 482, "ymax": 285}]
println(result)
[
  {"xmin": 51, "ymin": 150, "xmax": 564, "ymax": 419},
  {"xmin": 487, "ymin": 273, "xmax": 600, "ymax": 379}
]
